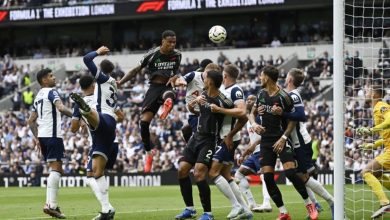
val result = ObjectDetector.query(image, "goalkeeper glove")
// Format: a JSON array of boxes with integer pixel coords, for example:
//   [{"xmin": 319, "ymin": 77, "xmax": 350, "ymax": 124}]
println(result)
[
  {"xmin": 356, "ymin": 127, "xmax": 373, "ymax": 136},
  {"xmin": 361, "ymin": 143, "xmax": 374, "ymax": 149}
]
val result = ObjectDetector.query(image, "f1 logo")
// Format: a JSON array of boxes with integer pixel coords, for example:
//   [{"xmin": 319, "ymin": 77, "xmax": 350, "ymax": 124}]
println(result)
[
  {"xmin": 136, "ymin": 0, "xmax": 166, "ymax": 13},
  {"xmin": 0, "ymin": 11, "xmax": 8, "ymax": 22}
]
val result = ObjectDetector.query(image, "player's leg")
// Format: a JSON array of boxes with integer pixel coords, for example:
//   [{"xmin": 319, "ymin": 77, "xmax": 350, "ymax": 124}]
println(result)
[
  {"xmin": 181, "ymin": 124, "xmax": 193, "ymax": 143},
  {"xmin": 194, "ymin": 162, "xmax": 214, "ymax": 220},
  {"xmin": 195, "ymin": 139, "xmax": 215, "ymax": 220},
  {"xmin": 40, "ymin": 138, "xmax": 66, "ymax": 219},
  {"xmin": 140, "ymin": 111, "xmax": 155, "ymax": 172},
  {"xmin": 210, "ymin": 143, "xmax": 243, "ymax": 219},
  {"xmin": 280, "ymin": 145, "xmax": 317, "ymax": 220},
  {"xmin": 363, "ymin": 156, "xmax": 390, "ymax": 218},
  {"xmin": 260, "ymin": 146, "xmax": 292, "ymax": 220},
  {"xmin": 259, "ymin": 174, "xmax": 272, "ymax": 211},
  {"xmin": 235, "ymin": 166, "xmax": 258, "ymax": 210},
  {"xmin": 160, "ymin": 87, "xmax": 176, "ymax": 119},
  {"xmin": 176, "ymin": 158, "xmax": 197, "ymax": 219},
  {"xmin": 70, "ymin": 93, "xmax": 100, "ymax": 129}
]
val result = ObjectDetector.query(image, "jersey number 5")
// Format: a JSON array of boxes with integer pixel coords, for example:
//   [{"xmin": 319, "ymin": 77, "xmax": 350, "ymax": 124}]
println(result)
[{"xmin": 106, "ymin": 86, "xmax": 118, "ymax": 108}]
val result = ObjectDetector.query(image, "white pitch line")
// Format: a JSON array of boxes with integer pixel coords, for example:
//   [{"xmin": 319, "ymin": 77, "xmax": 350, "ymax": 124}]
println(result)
[{"xmin": 7, "ymin": 201, "xmax": 311, "ymax": 220}]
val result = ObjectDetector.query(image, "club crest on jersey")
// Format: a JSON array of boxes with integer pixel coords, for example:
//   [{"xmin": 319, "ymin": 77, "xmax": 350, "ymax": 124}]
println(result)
[
  {"xmin": 381, "ymin": 106, "xmax": 387, "ymax": 113},
  {"xmin": 291, "ymin": 94, "xmax": 299, "ymax": 102},
  {"xmin": 235, "ymin": 90, "xmax": 243, "ymax": 99}
]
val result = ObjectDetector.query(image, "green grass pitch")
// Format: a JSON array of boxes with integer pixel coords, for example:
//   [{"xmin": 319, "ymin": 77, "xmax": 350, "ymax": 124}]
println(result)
[{"xmin": 0, "ymin": 184, "xmax": 383, "ymax": 220}]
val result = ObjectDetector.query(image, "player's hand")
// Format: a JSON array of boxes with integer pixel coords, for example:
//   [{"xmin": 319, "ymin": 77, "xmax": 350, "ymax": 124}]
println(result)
[
  {"xmin": 252, "ymin": 123, "xmax": 265, "ymax": 135},
  {"xmin": 96, "ymin": 46, "xmax": 110, "ymax": 55},
  {"xmin": 166, "ymin": 75, "xmax": 180, "ymax": 87},
  {"xmin": 174, "ymin": 78, "xmax": 187, "ymax": 87},
  {"xmin": 271, "ymin": 105, "xmax": 283, "ymax": 116},
  {"xmin": 361, "ymin": 143, "xmax": 374, "ymax": 149},
  {"xmin": 224, "ymin": 135, "xmax": 234, "ymax": 151},
  {"xmin": 273, "ymin": 138, "xmax": 286, "ymax": 154},
  {"xmin": 115, "ymin": 109, "xmax": 125, "ymax": 122},
  {"xmin": 116, "ymin": 80, "xmax": 122, "ymax": 89},
  {"xmin": 33, "ymin": 137, "xmax": 41, "ymax": 155},
  {"xmin": 257, "ymin": 105, "xmax": 266, "ymax": 115},
  {"xmin": 210, "ymin": 104, "xmax": 221, "ymax": 113},
  {"xmin": 237, "ymin": 155, "xmax": 245, "ymax": 166},
  {"xmin": 196, "ymin": 95, "xmax": 207, "ymax": 106},
  {"xmin": 356, "ymin": 127, "xmax": 373, "ymax": 136},
  {"xmin": 80, "ymin": 120, "xmax": 88, "ymax": 134}
]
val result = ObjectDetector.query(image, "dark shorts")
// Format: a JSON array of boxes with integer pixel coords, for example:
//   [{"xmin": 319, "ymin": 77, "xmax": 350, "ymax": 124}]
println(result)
[
  {"xmin": 90, "ymin": 113, "xmax": 116, "ymax": 161},
  {"xmin": 213, "ymin": 140, "xmax": 240, "ymax": 165},
  {"xmin": 259, "ymin": 141, "xmax": 295, "ymax": 167},
  {"xmin": 142, "ymin": 83, "xmax": 175, "ymax": 114},
  {"xmin": 38, "ymin": 137, "xmax": 65, "ymax": 162},
  {"xmin": 87, "ymin": 142, "xmax": 118, "ymax": 172},
  {"xmin": 188, "ymin": 114, "xmax": 198, "ymax": 133},
  {"xmin": 180, "ymin": 133, "xmax": 217, "ymax": 167},
  {"xmin": 241, "ymin": 151, "xmax": 261, "ymax": 174},
  {"xmin": 295, "ymin": 142, "xmax": 315, "ymax": 173}
]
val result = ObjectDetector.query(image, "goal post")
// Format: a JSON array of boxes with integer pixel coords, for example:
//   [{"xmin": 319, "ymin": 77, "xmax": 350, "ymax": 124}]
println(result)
[{"xmin": 333, "ymin": 0, "xmax": 345, "ymax": 220}]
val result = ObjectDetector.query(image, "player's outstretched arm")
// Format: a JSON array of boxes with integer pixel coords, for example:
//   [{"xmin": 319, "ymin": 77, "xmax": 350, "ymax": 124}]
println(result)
[
  {"xmin": 210, "ymin": 100, "xmax": 246, "ymax": 118},
  {"xmin": 280, "ymin": 106, "xmax": 306, "ymax": 122},
  {"xmin": 118, "ymin": 65, "xmax": 142, "ymax": 87},
  {"xmin": 54, "ymin": 100, "xmax": 72, "ymax": 117},
  {"xmin": 361, "ymin": 139, "xmax": 383, "ymax": 150},
  {"xmin": 372, "ymin": 113, "xmax": 390, "ymax": 132},
  {"xmin": 238, "ymin": 138, "xmax": 261, "ymax": 165},
  {"xmin": 83, "ymin": 46, "xmax": 110, "ymax": 77}
]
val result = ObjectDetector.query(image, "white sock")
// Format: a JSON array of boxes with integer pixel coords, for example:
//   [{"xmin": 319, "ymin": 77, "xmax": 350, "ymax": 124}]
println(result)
[
  {"xmin": 229, "ymin": 180, "xmax": 250, "ymax": 211},
  {"xmin": 235, "ymin": 171, "xmax": 256, "ymax": 206},
  {"xmin": 306, "ymin": 187, "xmax": 318, "ymax": 204},
  {"xmin": 88, "ymin": 177, "xmax": 102, "ymax": 202},
  {"xmin": 214, "ymin": 175, "xmax": 240, "ymax": 208},
  {"xmin": 261, "ymin": 174, "xmax": 271, "ymax": 205},
  {"xmin": 186, "ymin": 206, "xmax": 195, "ymax": 210},
  {"xmin": 96, "ymin": 176, "xmax": 111, "ymax": 213},
  {"xmin": 304, "ymin": 198, "xmax": 311, "ymax": 205},
  {"xmin": 47, "ymin": 171, "xmax": 61, "ymax": 209},
  {"xmin": 279, "ymin": 205, "xmax": 288, "ymax": 214},
  {"xmin": 306, "ymin": 177, "xmax": 334, "ymax": 205}
]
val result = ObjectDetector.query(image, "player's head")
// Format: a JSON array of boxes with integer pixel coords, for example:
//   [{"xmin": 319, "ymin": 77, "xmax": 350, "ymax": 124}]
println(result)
[
  {"xmin": 367, "ymin": 85, "xmax": 385, "ymax": 100},
  {"xmin": 203, "ymin": 63, "xmax": 221, "ymax": 79},
  {"xmin": 205, "ymin": 70, "xmax": 223, "ymax": 90},
  {"xmin": 161, "ymin": 30, "xmax": 176, "ymax": 53},
  {"xmin": 79, "ymin": 75, "xmax": 95, "ymax": 92},
  {"xmin": 246, "ymin": 94, "xmax": 256, "ymax": 111},
  {"xmin": 198, "ymin": 59, "xmax": 213, "ymax": 72},
  {"xmin": 286, "ymin": 68, "xmax": 305, "ymax": 88},
  {"xmin": 100, "ymin": 59, "xmax": 114, "ymax": 75},
  {"xmin": 223, "ymin": 64, "xmax": 240, "ymax": 82},
  {"xmin": 37, "ymin": 68, "xmax": 55, "ymax": 87},
  {"xmin": 259, "ymin": 65, "xmax": 278, "ymax": 87}
]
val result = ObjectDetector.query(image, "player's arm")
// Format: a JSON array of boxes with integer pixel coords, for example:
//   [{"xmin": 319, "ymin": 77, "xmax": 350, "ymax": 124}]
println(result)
[
  {"xmin": 27, "ymin": 111, "xmax": 38, "ymax": 138},
  {"xmin": 54, "ymin": 100, "xmax": 72, "ymax": 117},
  {"xmin": 357, "ymin": 111, "xmax": 390, "ymax": 135},
  {"xmin": 167, "ymin": 52, "xmax": 183, "ymax": 87},
  {"xmin": 362, "ymin": 139, "xmax": 383, "ymax": 150},
  {"xmin": 70, "ymin": 106, "xmax": 82, "ymax": 133},
  {"xmin": 115, "ymin": 108, "xmax": 125, "ymax": 122},
  {"xmin": 211, "ymin": 99, "xmax": 246, "ymax": 118},
  {"xmin": 187, "ymin": 97, "xmax": 200, "ymax": 115},
  {"xmin": 175, "ymin": 71, "xmax": 195, "ymax": 87},
  {"xmin": 83, "ymin": 46, "xmax": 109, "ymax": 77},
  {"xmin": 242, "ymin": 139, "xmax": 261, "ymax": 159},
  {"xmin": 118, "ymin": 65, "xmax": 142, "ymax": 86}
]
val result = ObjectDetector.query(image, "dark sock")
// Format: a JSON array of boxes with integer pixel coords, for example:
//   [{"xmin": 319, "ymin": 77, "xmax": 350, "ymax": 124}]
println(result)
[
  {"xmin": 140, "ymin": 121, "xmax": 151, "ymax": 151},
  {"xmin": 285, "ymin": 168, "xmax": 309, "ymax": 200},
  {"xmin": 264, "ymin": 172, "xmax": 284, "ymax": 207},
  {"xmin": 196, "ymin": 180, "xmax": 211, "ymax": 212},
  {"xmin": 179, "ymin": 176, "xmax": 193, "ymax": 207},
  {"xmin": 163, "ymin": 90, "xmax": 176, "ymax": 100}
]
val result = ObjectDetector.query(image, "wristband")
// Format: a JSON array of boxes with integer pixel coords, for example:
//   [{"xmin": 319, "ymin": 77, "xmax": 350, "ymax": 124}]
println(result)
[{"xmin": 282, "ymin": 135, "xmax": 288, "ymax": 140}]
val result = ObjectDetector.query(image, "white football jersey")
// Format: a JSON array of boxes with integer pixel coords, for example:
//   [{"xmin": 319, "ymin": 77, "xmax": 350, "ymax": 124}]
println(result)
[
  {"xmin": 219, "ymin": 84, "xmax": 245, "ymax": 141},
  {"xmin": 183, "ymin": 71, "xmax": 204, "ymax": 113},
  {"xmin": 33, "ymin": 88, "xmax": 62, "ymax": 138},
  {"xmin": 247, "ymin": 122, "xmax": 260, "ymax": 153},
  {"xmin": 94, "ymin": 72, "xmax": 118, "ymax": 120},
  {"xmin": 289, "ymin": 89, "xmax": 311, "ymax": 148}
]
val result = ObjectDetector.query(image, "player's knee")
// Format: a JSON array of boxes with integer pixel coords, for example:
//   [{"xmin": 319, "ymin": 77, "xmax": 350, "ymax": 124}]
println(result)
[
  {"xmin": 178, "ymin": 163, "xmax": 191, "ymax": 178},
  {"xmin": 208, "ymin": 168, "xmax": 219, "ymax": 179},
  {"xmin": 194, "ymin": 169, "xmax": 207, "ymax": 182},
  {"xmin": 285, "ymin": 168, "xmax": 298, "ymax": 180},
  {"xmin": 234, "ymin": 170, "xmax": 245, "ymax": 181}
]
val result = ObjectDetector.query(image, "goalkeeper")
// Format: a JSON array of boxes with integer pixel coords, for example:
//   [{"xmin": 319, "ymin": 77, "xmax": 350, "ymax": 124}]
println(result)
[{"xmin": 356, "ymin": 85, "xmax": 390, "ymax": 219}]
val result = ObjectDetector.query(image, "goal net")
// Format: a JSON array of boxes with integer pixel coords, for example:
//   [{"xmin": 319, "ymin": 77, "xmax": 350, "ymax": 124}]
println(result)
[{"xmin": 344, "ymin": 0, "xmax": 390, "ymax": 219}]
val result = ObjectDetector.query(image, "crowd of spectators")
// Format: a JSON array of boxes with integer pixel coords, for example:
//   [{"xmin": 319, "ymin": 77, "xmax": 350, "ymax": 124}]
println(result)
[{"xmin": 0, "ymin": 52, "xmax": 337, "ymax": 181}]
